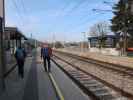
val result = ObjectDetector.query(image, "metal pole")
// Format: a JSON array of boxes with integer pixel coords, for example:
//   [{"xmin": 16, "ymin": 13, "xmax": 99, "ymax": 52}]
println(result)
[
  {"xmin": 52, "ymin": 33, "xmax": 55, "ymax": 49},
  {"xmin": 0, "ymin": 0, "xmax": 5, "ymax": 91},
  {"xmin": 123, "ymin": 29, "xmax": 127, "ymax": 56},
  {"xmin": 0, "ymin": 17, "xmax": 5, "ymax": 91},
  {"xmin": 81, "ymin": 32, "xmax": 85, "ymax": 52},
  {"xmin": 84, "ymin": 32, "xmax": 86, "ymax": 51}
]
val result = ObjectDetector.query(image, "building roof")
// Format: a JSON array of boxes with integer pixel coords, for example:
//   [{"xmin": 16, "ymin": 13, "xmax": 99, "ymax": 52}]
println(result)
[
  {"xmin": 5, "ymin": 27, "xmax": 27, "ymax": 40},
  {"xmin": 88, "ymin": 35, "xmax": 116, "ymax": 40}
]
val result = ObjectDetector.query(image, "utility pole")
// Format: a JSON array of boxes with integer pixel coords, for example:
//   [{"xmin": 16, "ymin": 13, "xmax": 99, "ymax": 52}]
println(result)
[
  {"xmin": 81, "ymin": 32, "xmax": 86, "ymax": 52},
  {"xmin": 31, "ymin": 33, "xmax": 32, "ymax": 39},
  {"xmin": 52, "ymin": 33, "xmax": 56, "ymax": 49},
  {"xmin": 0, "ymin": 0, "xmax": 5, "ymax": 91}
]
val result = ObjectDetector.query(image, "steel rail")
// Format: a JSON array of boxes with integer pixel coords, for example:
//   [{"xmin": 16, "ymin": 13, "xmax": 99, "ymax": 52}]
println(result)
[
  {"xmin": 53, "ymin": 52, "xmax": 133, "ymax": 99},
  {"xmin": 54, "ymin": 51, "xmax": 133, "ymax": 77}
]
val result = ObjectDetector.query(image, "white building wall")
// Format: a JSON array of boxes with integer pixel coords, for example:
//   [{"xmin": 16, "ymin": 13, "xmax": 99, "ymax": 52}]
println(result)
[{"xmin": 89, "ymin": 48, "xmax": 119, "ymax": 56}]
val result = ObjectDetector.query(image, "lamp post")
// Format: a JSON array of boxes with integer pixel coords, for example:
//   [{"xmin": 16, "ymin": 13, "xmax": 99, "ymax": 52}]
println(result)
[
  {"xmin": 0, "ymin": 0, "xmax": 5, "ymax": 91},
  {"xmin": 81, "ymin": 32, "xmax": 86, "ymax": 52},
  {"xmin": 52, "ymin": 33, "xmax": 56, "ymax": 49}
]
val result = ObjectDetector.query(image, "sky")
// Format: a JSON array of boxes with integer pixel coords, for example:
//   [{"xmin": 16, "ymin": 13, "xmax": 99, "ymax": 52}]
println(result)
[{"xmin": 5, "ymin": 0, "xmax": 118, "ymax": 42}]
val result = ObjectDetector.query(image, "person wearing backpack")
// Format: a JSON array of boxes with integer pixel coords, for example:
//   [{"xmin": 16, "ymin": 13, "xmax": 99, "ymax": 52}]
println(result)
[
  {"xmin": 41, "ymin": 43, "xmax": 52, "ymax": 72},
  {"xmin": 15, "ymin": 46, "xmax": 26, "ymax": 78}
]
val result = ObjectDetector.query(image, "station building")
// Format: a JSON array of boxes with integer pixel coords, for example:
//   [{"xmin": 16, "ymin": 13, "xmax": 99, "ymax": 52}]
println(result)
[
  {"xmin": 4, "ymin": 27, "xmax": 27, "ymax": 54},
  {"xmin": 87, "ymin": 35, "xmax": 120, "ymax": 56},
  {"xmin": 88, "ymin": 35, "xmax": 117, "ymax": 48},
  {"xmin": 4, "ymin": 27, "xmax": 27, "ymax": 78}
]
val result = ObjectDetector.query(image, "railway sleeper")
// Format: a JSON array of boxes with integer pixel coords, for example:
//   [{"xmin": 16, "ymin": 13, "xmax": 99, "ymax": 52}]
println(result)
[
  {"xmin": 85, "ymin": 83, "xmax": 103, "ymax": 87},
  {"xmin": 86, "ymin": 84, "xmax": 115, "ymax": 99},
  {"xmin": 89, "ymin": 87, "xmax": 108, "ymax": 92},
  {"xmin": 92, "ymin": 89, "xmax": 110, "ymax": 95},
  {"xmin": 80, "ymin": 80, "xmax": 97, "ymax": 84},
  {"xmin": 76, "ymin": 77, "xmax": 92, "ymax": 81},
  {"xmin": 98, "ymin": 94, "xmax": 115, "ymax": 100},
  {"xmin": 73, "ymin": 75, "xmax": 89, "ymax": 79},
  {"xmin": 113, "ymin": 97, "xmax": 129, "ymax": 100}
]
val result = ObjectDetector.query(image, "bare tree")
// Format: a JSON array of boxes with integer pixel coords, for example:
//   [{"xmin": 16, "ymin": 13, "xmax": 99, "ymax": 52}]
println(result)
[
  {"xmin": 89, "ymin": 21, "xmax": 110, "ymax": 37},
  {"xmin": 89, "ymin": 21, "xmax": 111, "ymax": 48}
]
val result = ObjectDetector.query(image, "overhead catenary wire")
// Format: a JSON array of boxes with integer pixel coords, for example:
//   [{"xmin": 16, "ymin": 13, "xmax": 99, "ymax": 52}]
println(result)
[
  {"xmin": 11, "ymin": 0, "xmax": 25, "ymax": 26},
  {"xmin": 47, "ymin": 0, "xmax": 74, "ymax": 34},
  {"xmin": 69, "ymin": 1, "xmax": 116, "ymax": 33},
  {"xmin": 103, "ymin": 1, "xmax": 115, "ymax": 7},
  {"xmin": 19, "ymin": 0, "xmax": 32, "ymax": 32},
  {"xmin": 20, "ymin": 0, "xmax": 27, "ymax": 14},
  {"xmin": 66, "ymin": 0, "xmax": 87, "ymax": 15},
  {"xmin": 48, "ymin": 0, "xmax": 114, "ymax": 40},
  {"xmin": 65, "ymin": 13, "xmax": 101, "ymax": 34},
  {"xmin": 48, "ymin": 0, "xmax": 89, "ymax": 34},
  {"xmin": 11, "ymin": 0, "xmax": 34, "ymax": 37}
]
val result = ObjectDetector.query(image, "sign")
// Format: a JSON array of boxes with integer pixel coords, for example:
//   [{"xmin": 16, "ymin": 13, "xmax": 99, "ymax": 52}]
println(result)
[{"xmin": 0, "ymin": 0, "xmax": 4, "ymax": 18}]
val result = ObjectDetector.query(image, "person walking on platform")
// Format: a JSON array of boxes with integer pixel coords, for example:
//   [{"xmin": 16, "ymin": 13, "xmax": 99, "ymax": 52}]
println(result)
[
  {"xmin": 15, "ymin": 46, "xmax": 26, "ymax": 78},
  {"xmin": 41, "ymin": 43, "xmax": 52, "ymax": 72}
]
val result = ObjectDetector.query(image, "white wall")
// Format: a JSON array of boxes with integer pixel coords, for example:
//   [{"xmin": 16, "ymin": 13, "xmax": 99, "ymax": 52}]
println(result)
[{"xmin": 89, "ymin": 48, "xmax": 119, "ymax": 56}]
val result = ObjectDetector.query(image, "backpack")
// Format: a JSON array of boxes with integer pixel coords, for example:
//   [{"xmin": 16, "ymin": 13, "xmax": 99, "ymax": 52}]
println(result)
[
  {"xmin": 42, "ymin": 48, "xmax": 49, "ymax": 57},
  {"xmin": 16, "ymin": 48, "xmax": 25, "ymax": 60}
]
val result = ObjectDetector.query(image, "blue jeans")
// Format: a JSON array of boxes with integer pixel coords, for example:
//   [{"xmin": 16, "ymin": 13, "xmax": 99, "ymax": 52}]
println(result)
[
  {"xmin": 43, "ymin": 56, "xmax": 51, "ymax": 72},
  {"xmin": 17, "ymin": 59, "xmax": 24, "ymax": 78}
]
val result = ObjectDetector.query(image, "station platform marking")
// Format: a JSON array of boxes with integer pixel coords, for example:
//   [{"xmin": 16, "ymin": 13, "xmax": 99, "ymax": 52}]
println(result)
[{"xmin": 49, "ymin": 73, "xmax": 65, "ymax": 100}]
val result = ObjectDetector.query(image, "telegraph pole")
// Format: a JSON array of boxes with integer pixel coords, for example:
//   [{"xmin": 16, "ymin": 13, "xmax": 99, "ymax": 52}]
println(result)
[
  {"xmin": 0, "ymin": 0, "xmax": 5, "ymax": 91},
  {"xmin": 81, "ymin": 32, "xmax": 86, "ymax": 52},
  {"xmin": 52, "ymin": 33, "xmax": 56, "ymax": 49}
]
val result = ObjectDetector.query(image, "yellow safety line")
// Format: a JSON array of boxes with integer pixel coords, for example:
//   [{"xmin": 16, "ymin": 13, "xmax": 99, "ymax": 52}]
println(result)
[{"xmin": 49, "ymin": 73, "xmax": 65, "ymax": 100}]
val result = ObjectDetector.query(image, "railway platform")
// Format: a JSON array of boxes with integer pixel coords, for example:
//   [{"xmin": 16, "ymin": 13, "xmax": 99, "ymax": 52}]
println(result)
[{"xmin": 0, "ymin": 49, "xmax": 90, "ymax": 100}]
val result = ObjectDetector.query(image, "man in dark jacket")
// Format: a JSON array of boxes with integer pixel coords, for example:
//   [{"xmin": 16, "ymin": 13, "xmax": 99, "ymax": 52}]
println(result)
[
  {"xmin": 41, "ymin": 43, "xmax": 52, "ymax": 72},
  {"xmin": 15, "ymin": 46, "xmax": 26, "ymax": 78}
]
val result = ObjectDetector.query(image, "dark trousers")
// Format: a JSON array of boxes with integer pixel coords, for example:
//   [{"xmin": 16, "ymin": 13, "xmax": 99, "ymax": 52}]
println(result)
[
  {"xmin": 17, "ymin": 59, "xmax": 24, "ymax": 78},
  {"xmin": 43, "ymin": 57, "xmax": 51, "ymax": 72}
]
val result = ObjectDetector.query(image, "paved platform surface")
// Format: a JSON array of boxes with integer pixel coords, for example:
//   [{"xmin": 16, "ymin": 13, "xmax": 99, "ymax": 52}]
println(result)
[
  {"xmin": 0, "ymin": 49, "xmax": 91, "ymax": 100},
  {"xmin": 51, "ymin": 61, "xmax": 90, "ymax": 100}
]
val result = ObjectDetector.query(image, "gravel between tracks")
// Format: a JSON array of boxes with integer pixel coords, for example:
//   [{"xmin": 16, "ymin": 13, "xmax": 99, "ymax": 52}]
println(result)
[{"xmin": 54, "ymin": 52, "xmax": 133, "ymax": 99}]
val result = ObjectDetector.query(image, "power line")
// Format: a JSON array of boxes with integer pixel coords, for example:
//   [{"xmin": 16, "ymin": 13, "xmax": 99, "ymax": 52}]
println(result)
[
  {"xmin": 49, "ymin": 0, "xmax": 113, "ymax": 36},
  {"xmin": 48, "ymin": 0, "xmax": 89, "ymax": 33},
  {"xmin": 65, "ymin": 14, "xmax": 100, "ymax": 33},
  {"xmin": 11, "ymin": 0, "xmax": 33, "ymax": 37},
  {"xmin": 20, "ymin": 0, "xmax": 28, "ymax": 15},
  {"xmin": 67, "ymin": 0, "xmax": 87, "ymax": 14},
  {"xmin": 47, "ymin": 1, "xmax": 73, "ymax": 33},
  {"xmin": 103, "ymin": 1, "xmax": 115, "ymax": 7},
  {"xmin": 11, "ymin": 0, "xmax": 25, "ymax": 26}
]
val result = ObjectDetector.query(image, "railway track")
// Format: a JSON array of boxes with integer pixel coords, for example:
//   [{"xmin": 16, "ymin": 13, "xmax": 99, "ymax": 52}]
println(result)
[
  {"xmin": 55, "ymin": 51, "xmax": 133, "ymax": 77},
  {"xmin": 52, "ymin": 51, "xmax": 133, "ymax": 100}
]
